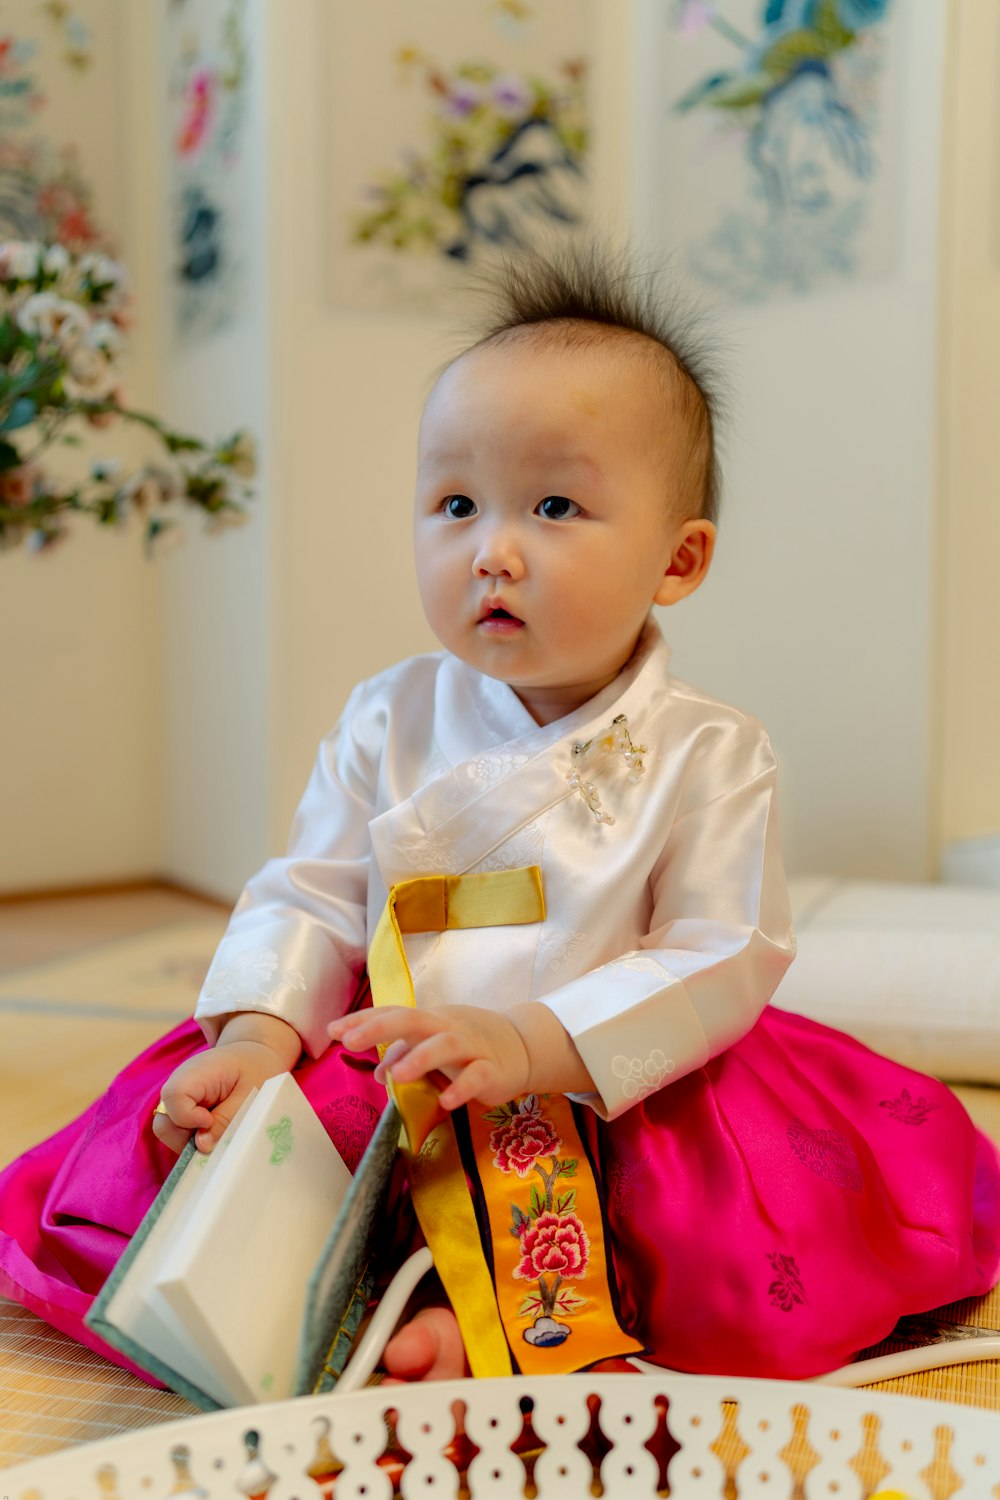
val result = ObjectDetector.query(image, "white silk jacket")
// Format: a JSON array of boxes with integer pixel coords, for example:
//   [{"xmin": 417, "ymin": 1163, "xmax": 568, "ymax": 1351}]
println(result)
[{"xmin": 195, "ymin": 620, "xmax": 796, "ymax": 1121}]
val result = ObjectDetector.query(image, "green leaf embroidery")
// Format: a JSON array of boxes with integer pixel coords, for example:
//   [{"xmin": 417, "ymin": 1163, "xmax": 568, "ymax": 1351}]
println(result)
[
  {"xmin": 555, "ymin": 1190, "xmax": 578, "ymax": 1215},
  {"xmin": 510, "ymin": 1204, "xmax": 530, "ymax": 1239},
  {"xmin": 557, "ymin": 1159, "xmax": 578, "ymax": 1178},
  {"xmin": 555, "ymin": 1289, "xmax": 588, "ymax": 1315},
  {"xmin": 517, "ymin": 1293, "xmax": 544, "ymax": 1318},
  {"xmin": 529, "ymin": 1184, "xmax": 545, "ymax": 1219}
]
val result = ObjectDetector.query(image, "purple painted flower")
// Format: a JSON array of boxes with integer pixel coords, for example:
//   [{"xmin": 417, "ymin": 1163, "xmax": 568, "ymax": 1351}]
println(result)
[
  {"xmin": 444, "ymin": 80, "xmax": 483, "ymax": 117},
  {"xmin": 490, "ymin": 73, "xmax": 533, "ymax": 119},
  {"xmin": 676, "ymin": 1, "xmax": 716, "ymax": 37}
]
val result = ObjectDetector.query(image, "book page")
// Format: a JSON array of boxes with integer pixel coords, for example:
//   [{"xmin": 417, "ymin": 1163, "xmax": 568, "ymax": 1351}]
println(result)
[
  {"xmin": 153, "ymin": 1072, "xmax": 353, "ymax": 1404},
  {"xmin": 99, "ymin": 1087, "xmax": 261, "ymax": 1406}
]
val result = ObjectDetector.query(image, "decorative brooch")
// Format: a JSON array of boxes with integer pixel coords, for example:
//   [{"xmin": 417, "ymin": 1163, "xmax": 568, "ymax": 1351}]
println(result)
[{"xmin": 566, "ymin": 713, "xmax": 647, "ymax": 825}]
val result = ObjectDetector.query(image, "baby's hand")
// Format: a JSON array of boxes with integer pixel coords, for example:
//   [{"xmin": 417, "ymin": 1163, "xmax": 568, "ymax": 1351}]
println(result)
[
  {"xmin": 152, "ymin": 1013, "xmax": 301, "ymax": 1155},
  {"xmin": 328, "ymin": 1005, "xmax": 531, "ymax": 1111}
]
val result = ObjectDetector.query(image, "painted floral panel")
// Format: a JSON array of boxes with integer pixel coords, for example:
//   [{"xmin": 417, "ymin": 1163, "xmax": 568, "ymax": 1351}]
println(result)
[
  {"xmin": 327, "ymin": 0, "xmax": 592, "ymax": 312},
  {"xmin": 0, "ymin": 0, "xmax": 118, "ymax": 250},
  {"xmin": 652, "ymin": 0, "xmax": 901, "ymax": 302},
  {"xmin": 166, "ymin": 0, "xmax": 252, "ymax": 344}
]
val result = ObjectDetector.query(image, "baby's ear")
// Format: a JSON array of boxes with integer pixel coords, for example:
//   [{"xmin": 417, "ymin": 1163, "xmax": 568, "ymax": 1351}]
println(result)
[{"xmin": 653, "ymin": 519, "xmax": 716, "ymax": 607}]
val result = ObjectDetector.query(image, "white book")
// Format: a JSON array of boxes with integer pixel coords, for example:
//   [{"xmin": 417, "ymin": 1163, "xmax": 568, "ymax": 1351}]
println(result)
[{"xmin": 87, "ymin": 1073, "xmax": 357, "ymax": 1408}]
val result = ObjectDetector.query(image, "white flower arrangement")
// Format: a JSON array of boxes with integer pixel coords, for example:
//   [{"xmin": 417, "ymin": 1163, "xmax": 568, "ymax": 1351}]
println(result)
[{"xmin": 0, "ymin": 239, "xmax": 255, "ymax": 553}]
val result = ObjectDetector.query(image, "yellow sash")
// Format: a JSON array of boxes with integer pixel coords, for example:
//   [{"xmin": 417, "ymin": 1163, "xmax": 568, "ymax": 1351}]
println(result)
[{"xmin": 367, "ymin": 867, "xmax": 641, "ymax": 1376}]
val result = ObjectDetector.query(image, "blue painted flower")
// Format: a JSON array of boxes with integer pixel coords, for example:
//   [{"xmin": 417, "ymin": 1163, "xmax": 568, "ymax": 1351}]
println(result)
[
  {"xmin": 750, "ymin": 59, "xmax": 871, "ymax": 210},
  {"xmin": 178, "ymin": 185, "xmax": 222, "ymax": 285},
  {"xmin": 768, "ymin": 0, "xmax": 890, "ymax": 27},
  {"xmin": 831, "ymin": 0, "xmax": 890, "ymax": 26}
]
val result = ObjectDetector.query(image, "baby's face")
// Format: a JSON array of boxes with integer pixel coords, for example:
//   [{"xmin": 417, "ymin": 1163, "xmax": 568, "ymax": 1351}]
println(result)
[{"xmin": 414, "ymin": 338, "xmax": 701, "ymax": 725}]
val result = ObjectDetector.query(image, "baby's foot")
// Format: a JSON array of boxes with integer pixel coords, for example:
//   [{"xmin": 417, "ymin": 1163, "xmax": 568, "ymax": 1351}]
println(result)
[{"xmin": 382, "ymin": 1305, "xmax": 469, "ymax": 1384}]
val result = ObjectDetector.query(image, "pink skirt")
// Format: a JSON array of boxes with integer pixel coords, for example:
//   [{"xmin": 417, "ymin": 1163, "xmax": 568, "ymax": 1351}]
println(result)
[{"xmin": 1, "ymin": 1002, "xmax": 998, "ymax": 1382}]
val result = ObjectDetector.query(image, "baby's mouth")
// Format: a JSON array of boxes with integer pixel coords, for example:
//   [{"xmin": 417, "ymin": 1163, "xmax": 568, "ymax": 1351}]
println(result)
[{"xmin": 477, "ymin": 601, "xmax": 524, "ymax": 631}]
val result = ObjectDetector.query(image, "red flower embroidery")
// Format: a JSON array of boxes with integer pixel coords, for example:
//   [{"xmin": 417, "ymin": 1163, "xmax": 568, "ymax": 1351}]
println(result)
[
  {"xmin": 490, "ymin": 1111, "xmax": 562, "ymax": 1177},
  {"xmin": 514, "ymin": 1212, "xmax": 590, "ymax": 1281}
]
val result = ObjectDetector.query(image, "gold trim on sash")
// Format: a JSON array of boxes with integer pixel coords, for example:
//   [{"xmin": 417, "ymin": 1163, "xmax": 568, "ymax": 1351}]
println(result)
[{"xmin": 367, "ymin": 869, "xmax": 545, "ymax": 1378}]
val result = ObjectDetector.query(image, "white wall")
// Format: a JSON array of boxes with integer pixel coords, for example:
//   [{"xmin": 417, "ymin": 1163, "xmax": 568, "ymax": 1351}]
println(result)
[
  {"xmin": 263, "ymin": 1, "xmax": 441, "ymax": 851},
  {"xmin": 634, "ymin": 0, "xmax": 949, "ymax": 881},
  {"xmin": 0, "ymin": 531, "xmax": 161, "ymax": 892},
  {"xmin": 939, "ymin": 2, "xmax": 1000, "ymax": 850}
]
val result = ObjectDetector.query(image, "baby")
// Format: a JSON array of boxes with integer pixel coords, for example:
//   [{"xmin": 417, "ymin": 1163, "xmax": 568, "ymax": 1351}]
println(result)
[{"xmin": 4, "ymin": 250, "xmax": 997, "ymax": 1384}]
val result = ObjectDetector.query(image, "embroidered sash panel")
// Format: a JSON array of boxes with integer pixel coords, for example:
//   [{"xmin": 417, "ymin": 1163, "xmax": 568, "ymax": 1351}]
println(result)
[
  {"xmin": 464, "ymin": 1092, "xmax": 644, "ymax": 1373},
  {"xmin": 367, "ymin": 868, "xmax": 642, "ymax": 1376}
]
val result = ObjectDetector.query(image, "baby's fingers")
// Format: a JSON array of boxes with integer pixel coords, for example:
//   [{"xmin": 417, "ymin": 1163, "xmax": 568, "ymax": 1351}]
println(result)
[
  {"xmin": 386, "ymin": 1031, "xmax": 473, "ymax": 1086},
  {"xmin": 151, "ymin": 1082, "xmax": 216, "ymax": 1155},
  {"xmin": 193, "ymin": 1105, "xmax": 240, "ymax": 1155},
  {"xmin": 329, "ymin": 1007, "xmax": 439, "ymax": 1051},
  {"xmin": 150, "ymin": 1109, "xmax": 194, "ymax": 1156},
  {"xmin": 438, "ymin": 1058, "xmax": 503, "ymax": 1112},
  {"xmin": 150, "ymin": 1095, "xmax": 213, "ymax": 1155}
]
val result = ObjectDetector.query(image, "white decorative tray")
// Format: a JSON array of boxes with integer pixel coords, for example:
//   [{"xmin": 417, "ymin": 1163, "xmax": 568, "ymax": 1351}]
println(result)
[{"xmin": 4, "ymin": 1372, "xmax": 1000, "ymax": 1498}]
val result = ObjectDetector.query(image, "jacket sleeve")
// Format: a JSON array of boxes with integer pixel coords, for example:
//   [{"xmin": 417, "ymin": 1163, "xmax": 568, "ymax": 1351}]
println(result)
[
  {"xmin": 194, "ymin": 684, "xmax": 376, "ymax": 1058},
  {"xmin": 537, "ymin": 730, "xmax": 796, "ymax": 1121}
]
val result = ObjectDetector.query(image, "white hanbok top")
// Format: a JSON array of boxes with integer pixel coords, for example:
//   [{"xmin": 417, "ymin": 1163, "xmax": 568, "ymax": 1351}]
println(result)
[{"xmin": 194, "ymin": 620, "xmax": 795, "ymax": 1121}]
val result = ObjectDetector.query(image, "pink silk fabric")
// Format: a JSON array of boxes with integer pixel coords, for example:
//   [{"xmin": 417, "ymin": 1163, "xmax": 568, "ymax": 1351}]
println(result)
[{"xmin": 0, "ymin": 1004, "xmax": 998, "ymax": 1383}]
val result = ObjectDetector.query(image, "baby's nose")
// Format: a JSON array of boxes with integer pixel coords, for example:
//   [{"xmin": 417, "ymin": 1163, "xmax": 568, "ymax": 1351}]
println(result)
[{"xmin": 473, "ymin": 532, "xmax": 525, "ymax": 580}]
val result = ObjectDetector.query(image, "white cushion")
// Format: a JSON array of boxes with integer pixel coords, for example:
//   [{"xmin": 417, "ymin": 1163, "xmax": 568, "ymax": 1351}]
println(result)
[{"xmin": 772, "ymin": 878, "xmax": 1000, "ymax": 1084}]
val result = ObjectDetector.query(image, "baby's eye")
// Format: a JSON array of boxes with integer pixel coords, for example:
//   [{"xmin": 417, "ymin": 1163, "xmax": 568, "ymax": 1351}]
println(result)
[
  {"xmin": 536, "ymin": 495, "xmax": 581, "ymax": 520},
  {"xmin": 443, "ymin": 495, "xmax": 476, "ymax": 518}
]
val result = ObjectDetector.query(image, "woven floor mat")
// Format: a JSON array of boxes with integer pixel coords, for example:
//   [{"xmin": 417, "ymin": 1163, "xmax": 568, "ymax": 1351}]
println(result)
[
  {"xmin": 0, "ymin": 1299, "xmax": 196, "ymax": 1469},
  {"xmin": 2, "ymin": 1283, "xmax": 998, "ymax": 1472},
  {"xmin": 0, "ymin": 919, "xmax": 226, "ymax": 1168}
]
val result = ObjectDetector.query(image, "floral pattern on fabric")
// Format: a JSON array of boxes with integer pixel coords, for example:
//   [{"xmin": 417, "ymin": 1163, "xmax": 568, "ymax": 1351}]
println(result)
[
  {"xmin": 515, "ymin": 1211, "xmax": 589, "ymax": 1281},
  {"xmin": 486, "ymin": 1094, "xmax": 589, "ymax": 1347},
  {"xmin": 767, "ymin": 1251, "xmax": 808, "ymax": 1312},
  {"xmin": 611, "ymin": 1048, "xmax": 676, "ymax": 1101},
  {"xmin": 490, "ymin": 1105, "xmax": 562, "ymax": 1177},
  {"xmin": 317, "ymin": 1095, "xmax": 381, "ymax": 1173},
  {"xmin": 608, "ymin": 1152, "xmax": 650, "ymax": 1218},
  {"xmin": 202, "ymin": 948, "xmax": 307, "ymax": 1005},
  {"xmin": 786, "ymin": 1117, "xmax": 863, "ymax": 1192},
  {"xmin": 879, "ymin": 1088, "xmax": 940, "ymax": 1126}
]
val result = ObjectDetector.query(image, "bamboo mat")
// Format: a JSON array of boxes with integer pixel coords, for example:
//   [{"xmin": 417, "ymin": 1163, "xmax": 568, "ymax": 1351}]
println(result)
[
  {"xmin": 0, "ymin": 1300, "xmax": 196, "ymax": 1468},
  {"xmin": 0, "ymin": 928, "xmax": 998, "ymax": 1472},
  {"xmin": 0, "ymin": 919, "xmax": 226, "ymax": 1167},
  {"xmin": 0, "ymin": 919, "xmax": 224, "ymax": 1467}
]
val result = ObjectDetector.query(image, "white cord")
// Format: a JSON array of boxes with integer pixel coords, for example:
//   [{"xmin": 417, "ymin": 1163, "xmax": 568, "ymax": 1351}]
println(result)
[
  {"xmin": 626, "ymin": 1337, "xmax": 1000, "ymax": 1388},
  {"xmin": 334, "ymin": 1246, "xmax": 435, "ymax": 1395},
  {"xmin": 812, "ymin": 1336, "xmax": 1000, "ymax": 1388},
  {"xmin": 337, "ymin": 1246, "xmax": 1000, "ymax": 1394}
]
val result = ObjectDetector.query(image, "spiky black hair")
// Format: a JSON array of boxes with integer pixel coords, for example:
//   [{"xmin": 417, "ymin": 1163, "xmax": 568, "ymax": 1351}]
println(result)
[{"xmin": 469, "ymin": 245, "xmax": 722, "ymax": 525}]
